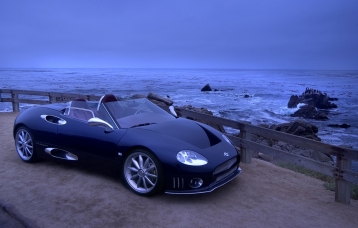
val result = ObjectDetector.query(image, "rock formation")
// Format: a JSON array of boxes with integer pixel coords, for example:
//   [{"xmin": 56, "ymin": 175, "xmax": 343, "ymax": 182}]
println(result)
[
  {"xmin": 287, "ymin": 88, "xmax": 338, "ymax": 109},
  {"xmin": 328, "ymin": 123, "xmax": 351, "ymax": 128},
  {"xmin": 250, "ymin": 120, "xmax": 333, "ymax": 163},
  {"xmin": 147, "ymin": 92, "xmax": 173, "ymax": 106},
  {"xmin": 273, "ymin": 119, "xmax": 321, "ymax": 141},
  {"xmin": 288, "ymin": 88, "xmax": 338, "ymax": 120},
  {"xmin": 201, "ymin": 84, "xmax": 212, "ymax": 92},
  {"xmin": 290, "ymin": 105, "xmax": 328, "ymax": 120}
]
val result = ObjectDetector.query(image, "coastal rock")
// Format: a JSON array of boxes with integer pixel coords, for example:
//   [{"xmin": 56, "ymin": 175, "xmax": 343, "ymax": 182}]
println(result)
[
  {"xmin": 299, "ymin": 150, "xmax": 333, "ymax": 163},
  {"xmin": 201, "ymin": 84, "xmax": 212, "ymax": 92},
  {"xmin": 129, "ymin": 93, "xmax": 174, "ymax": 106},
  {"xmin": 287, "ymin": 95, "xmax": 300, "ymax": 108},
  {"xmin": 287, "ymin": 88, "xmax": 338, "ymax": 109},
  {"xmin": 275, "ymin": 119, "xmax": 321, "ymax": 141},
  {"xmin": 244, "ymin": 94, "xmax": 250, "ymax": 98},
  {"xmin": 147, "ymin": 92, "xmax": 174, "ymax": 106},
  {"xmin": 175, "ymin": 105, "xmax": 213, "ymax": 115},
  {"xmin": 328, "ymin": 123, "xmax": 351, "ymax": 128},
  {"xmin": 130, "ymin": 94, "xmax": 147, "ymax": 99},
  {"xmin": 290, "ymin": 105, "xmax": 328, "ymax": 120},
  {"xmin": 250, "ymin": 120, "xmax": 333, "ymax": 164}
]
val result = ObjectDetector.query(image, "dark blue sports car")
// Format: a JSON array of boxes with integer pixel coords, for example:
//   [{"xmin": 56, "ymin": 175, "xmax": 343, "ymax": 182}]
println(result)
[{"xmin": 13, "ymin": 94, "xmax": 241, "ymax": 195}]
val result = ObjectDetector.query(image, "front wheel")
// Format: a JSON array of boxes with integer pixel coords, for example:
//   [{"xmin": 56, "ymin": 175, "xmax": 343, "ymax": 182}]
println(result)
[
  {"xmin": 122, "ymin": 150, "xmax": 164, "ymax": 196},
  {"xmin": 15, "ymin": 127, "xmax": 38, "ymax": 163}
]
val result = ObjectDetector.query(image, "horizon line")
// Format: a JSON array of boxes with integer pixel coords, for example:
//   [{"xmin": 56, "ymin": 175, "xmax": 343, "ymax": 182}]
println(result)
[{"xmin": 0, "ymin": 67, "xmax": 357, "ymax": 71}]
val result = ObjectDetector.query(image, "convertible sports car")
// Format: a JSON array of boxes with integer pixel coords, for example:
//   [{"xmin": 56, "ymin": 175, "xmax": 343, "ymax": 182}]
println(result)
[{"xmin": 13, "ymin": 94, "xmax": 242, "ymax": 195}]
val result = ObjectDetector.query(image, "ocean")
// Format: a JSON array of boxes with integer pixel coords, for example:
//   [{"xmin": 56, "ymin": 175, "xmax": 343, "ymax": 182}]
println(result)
[{"xmin": 1, "ymin": 68, "xmax": 358, "ymax": 167}]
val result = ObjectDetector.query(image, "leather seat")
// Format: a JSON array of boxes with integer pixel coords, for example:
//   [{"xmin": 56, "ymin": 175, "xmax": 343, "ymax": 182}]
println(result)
[{"xmin": 68, "ymin": 98, "xmax": 94, "ymax": 121}]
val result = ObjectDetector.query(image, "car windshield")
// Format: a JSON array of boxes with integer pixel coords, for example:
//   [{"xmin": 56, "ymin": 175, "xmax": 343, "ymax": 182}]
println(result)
[{"xmin": 101, "ymin": 98, "xmax": 175, "ymax": 128}]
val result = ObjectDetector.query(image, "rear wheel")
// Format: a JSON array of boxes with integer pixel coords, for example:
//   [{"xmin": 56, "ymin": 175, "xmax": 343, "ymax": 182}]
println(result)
[
  {"xmin": 15, "ymin": 127, "xmax": 38, "ymax": 163},
  {"xmin": 122, "ymin": 150, "xmax": 163, "ymax": 196}
]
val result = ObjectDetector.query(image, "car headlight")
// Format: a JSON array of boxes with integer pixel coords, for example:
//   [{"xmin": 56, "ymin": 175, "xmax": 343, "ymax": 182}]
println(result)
[
  {"xmin": 176, "ymin": 150, "xmax": 208, "ymax": 166},
  {"xmin": 222, "ymin": 134, "xmax": 233, "ymax": 146}
]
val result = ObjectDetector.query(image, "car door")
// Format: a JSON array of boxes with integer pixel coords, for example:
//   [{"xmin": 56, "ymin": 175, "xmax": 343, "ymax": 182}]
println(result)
[
  {"xmin": 24, "ymin": 108, "xmax": 62, "ymax": 151},
  {"xmin": 57, "ymin": 116, "xmax": 127, "ymax": 160}
]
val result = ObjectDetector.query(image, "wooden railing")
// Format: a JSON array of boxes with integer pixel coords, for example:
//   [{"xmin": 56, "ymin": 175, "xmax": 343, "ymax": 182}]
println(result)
[
  {"xmin": 0, "ymin": 89, "xmax": 102, "ymax": 111},
  {"xmin": 1, "ymin": 88, "xmax": 358, "ymax": 204}
]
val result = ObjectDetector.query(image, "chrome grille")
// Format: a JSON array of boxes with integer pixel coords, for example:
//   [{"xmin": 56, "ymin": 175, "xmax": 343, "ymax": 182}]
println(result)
[
  {"xmin": 215, "ymin": 165, "xmax": 238, "ymax": 182},
  {"xmin": 213, "ymin": 157, "xmax": 237, "ymax": 175}
]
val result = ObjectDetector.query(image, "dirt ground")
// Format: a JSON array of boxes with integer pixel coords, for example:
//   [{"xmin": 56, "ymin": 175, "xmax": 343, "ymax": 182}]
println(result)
[{"xmin": 1, "ymin": 112, "xmax": 358, "ymax": 228}]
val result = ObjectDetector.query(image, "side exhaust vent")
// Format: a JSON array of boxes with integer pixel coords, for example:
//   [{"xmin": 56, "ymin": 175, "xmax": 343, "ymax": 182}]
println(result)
[{"xmin": 45, "ymin": 148, "xmax": 78, "ymax": 161}]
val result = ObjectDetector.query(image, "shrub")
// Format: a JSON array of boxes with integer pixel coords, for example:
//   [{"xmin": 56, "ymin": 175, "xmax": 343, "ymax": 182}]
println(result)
[{"xmin": 275, "ymin": 161, "xmax": 358, "ymax": 200}]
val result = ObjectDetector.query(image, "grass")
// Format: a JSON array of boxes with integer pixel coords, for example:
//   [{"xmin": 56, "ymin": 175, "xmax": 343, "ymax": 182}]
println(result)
[{"xmin": 275, "ymin": 161, "xmax": 358, "ymax": 200}]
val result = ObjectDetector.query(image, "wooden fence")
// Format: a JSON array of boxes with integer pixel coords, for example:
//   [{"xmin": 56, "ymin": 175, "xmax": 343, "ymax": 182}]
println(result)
[{"xmin": 1, "ymin": 88, "xmax": 358, "ymax": 204}]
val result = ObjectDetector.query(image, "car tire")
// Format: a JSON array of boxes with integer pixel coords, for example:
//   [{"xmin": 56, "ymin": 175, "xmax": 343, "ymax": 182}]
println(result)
[
  {"xmin": 122, "ymin": 149, "xmax": 164, "ymax": 196},
  {"xmin": 15, "ymin": 127, "xmax": 38, "ymax": 163}
]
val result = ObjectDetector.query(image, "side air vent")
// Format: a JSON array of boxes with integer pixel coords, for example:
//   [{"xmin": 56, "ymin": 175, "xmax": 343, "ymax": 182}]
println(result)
[
  {"xmin": 45, "ymin": 148, "xmax": 78, "ymax": 161},
  {"xmin": 41, "ymin": 115, "xmax": 66, "ymax": 125}
]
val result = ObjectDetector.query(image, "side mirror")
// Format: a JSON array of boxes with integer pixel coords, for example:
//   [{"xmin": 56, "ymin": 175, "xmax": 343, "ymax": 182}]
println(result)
[
  {"xmin": 88, "ymin": 117, "xmax": 114, "ymax": 132},
  {"xmin": 169, "ymin": 106, "xmax": 178, "ymax": 118}
]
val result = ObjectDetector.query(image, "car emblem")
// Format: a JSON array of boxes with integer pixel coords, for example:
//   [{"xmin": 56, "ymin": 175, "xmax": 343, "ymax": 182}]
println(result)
[{"xmin": 224, "ymin": 152, "xmax": 229, "ymax": 156}]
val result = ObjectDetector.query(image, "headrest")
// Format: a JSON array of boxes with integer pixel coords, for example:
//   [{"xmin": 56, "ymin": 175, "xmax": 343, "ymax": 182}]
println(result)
[
  {"xmin": 101, "ymin": 94, "xmax": 117, "ymax": 103},
  {"xmin": 71, "ymin": 98, "xmax": 89, "ymax": 109},
  {"xmin": 97, "ymin": 94, "xmax": 118, "ymax": 111},
  {"xmin": 73, "ymin": 98, "xmax": 86, "ymax": 102}
]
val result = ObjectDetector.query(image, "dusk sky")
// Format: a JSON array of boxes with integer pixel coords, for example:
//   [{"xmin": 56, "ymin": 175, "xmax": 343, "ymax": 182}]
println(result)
[{"xmin": 1, "ymin": 0, "xmax": 357, "ymax": 70}]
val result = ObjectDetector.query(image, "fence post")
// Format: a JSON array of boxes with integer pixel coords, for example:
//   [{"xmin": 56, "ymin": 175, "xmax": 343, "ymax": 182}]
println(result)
[
  {"xmin": 49, "ymin": 94, "xmax": 57, "ymax": 104},
  {"xmin": 240, "ymin": 130, "xmax": 252, "ymax": 163},
  {"xmin": 335, "ymin": 156, "xmax": 352, "ymax": 204},
  {"xmin": 11, "ymin": 92, "xmax": 19, "ymax": 112}
]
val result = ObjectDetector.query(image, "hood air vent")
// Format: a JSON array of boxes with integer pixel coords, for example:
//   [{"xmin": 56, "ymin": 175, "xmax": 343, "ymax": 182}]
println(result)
[{"xmin": 197, "ymin": 124, "xmax": 221, "ymax": 147}]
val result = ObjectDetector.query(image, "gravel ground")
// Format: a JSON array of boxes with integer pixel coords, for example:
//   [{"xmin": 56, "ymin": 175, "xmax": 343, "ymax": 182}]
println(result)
[
  {"xmin": 1, "ymin": 112, "xmax": 358, "ymax": 228},
  {"xmin": 0, "ymin": 210, "xmax": 24, "ymax": 228}
]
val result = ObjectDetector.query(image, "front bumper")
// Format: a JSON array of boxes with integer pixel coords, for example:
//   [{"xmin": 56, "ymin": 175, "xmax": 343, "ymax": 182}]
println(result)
[{"xmin": 164, "ymin": 167, "xmax": 242, "ymax": 194}]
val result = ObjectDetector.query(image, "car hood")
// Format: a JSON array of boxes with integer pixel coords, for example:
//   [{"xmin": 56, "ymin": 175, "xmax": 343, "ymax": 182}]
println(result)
[{"xmin": 137, "ymin": 118, "xmax": 222, "ymax": 149}]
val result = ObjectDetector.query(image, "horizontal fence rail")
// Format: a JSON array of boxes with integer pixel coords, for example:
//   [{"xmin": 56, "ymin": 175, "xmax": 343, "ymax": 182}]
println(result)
[
  {"xmin": 0, "ymin": 89, "xmax": 102, "ymax": 111},
  {"xmin": 1, "ymin": 88, "xmax": 358, "ymax": 204}
]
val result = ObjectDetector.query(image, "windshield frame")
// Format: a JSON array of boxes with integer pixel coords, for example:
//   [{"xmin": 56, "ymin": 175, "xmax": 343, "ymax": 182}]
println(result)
[{"xmin": 100, "ymin": 98, "xmax": 175, "ymax": 128}]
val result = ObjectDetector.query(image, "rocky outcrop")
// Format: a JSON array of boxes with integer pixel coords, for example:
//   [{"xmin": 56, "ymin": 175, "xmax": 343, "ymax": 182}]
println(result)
[
  {"xmin": 128, "ymin": 93, "xmax": 174, "ymax": 106},
  {"xmin": 274, "ymin": 119, "xmax": 321, "ymax": 141},
  {"xmin": 328, "ymin": 123, "xmax": 351, "ymax": 128},
  {"xmin": 175, "ymin": 105, "xmax": 213, "ymax": 115},
  {"xmin": 200, "ymin": 84, "xmax": 236, "ymax": 92},
  {"xmin": 201, "ymin": 84, "xmax": 212, "ymax": 92},
  {"xmin": 287, "ymin": 88, "xmax": 338, "ymax": 120},
  {"xmin": 129, "ymin": 94, "xmax": 146, "ymax": 99},
  {"xmin": 287, "ymin": 88, "xmax": 338, "ymax": 109},
  {"xmin": 290, "ymin": 105, "xmax": 328, "ymax": 120},
  {"xmin": 287, "ymin": 95, "xmax": 300, "ymax": 108},
  {"xmin": 147, "ymin": 92, "xmax": 173, "ymax": 106},
  {"xmin": 250, "ymin": 120, "xmax": 333, "ymax": 163}
]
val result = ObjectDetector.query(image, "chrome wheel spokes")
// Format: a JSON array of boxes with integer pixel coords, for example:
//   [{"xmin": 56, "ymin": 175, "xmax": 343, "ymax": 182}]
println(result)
[
  {"xmin": 16, "ymin": 129, "xmax": 34, "ymax": 161},
  {"xmin": 124, "ymin": 152, "xmax": 158, "ymax": 194}
]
